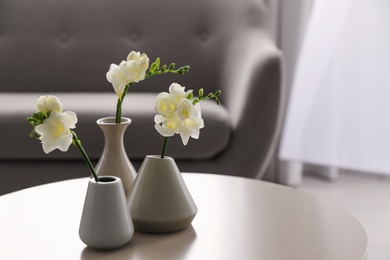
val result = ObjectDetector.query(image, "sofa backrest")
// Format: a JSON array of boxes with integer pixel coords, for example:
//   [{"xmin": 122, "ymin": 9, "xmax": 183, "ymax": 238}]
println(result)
[{"xmin": 0, "ymin": 0, "xmax": 271, "ymax": 94}]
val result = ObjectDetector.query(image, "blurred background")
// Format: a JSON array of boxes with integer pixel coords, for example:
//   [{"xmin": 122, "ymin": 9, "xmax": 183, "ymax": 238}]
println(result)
[
  {"xmin": 273, "ymin": 0, "xmax": 390, "ymax": 186},
  {"xmin": 1, "ymin": 0, "xmax": 390, "ymax": 258},
  {"xmin": 272, "ymin": 1, "xmax": 390, "ymax": 259}
]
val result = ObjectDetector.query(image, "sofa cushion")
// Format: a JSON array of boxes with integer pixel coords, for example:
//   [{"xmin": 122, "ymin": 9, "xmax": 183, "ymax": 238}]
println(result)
[{"xmin": 0, "ymin": 92, "xmax": 231, "ymax": 161}]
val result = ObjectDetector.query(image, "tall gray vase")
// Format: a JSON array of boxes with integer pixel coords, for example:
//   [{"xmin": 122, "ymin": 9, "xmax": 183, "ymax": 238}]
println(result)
[
  {"xmin": 127, "ymin": 155, "xmax": 198, "ymax": 233},
  {"xmin": 95, "ymin": 117, "xmax": 137, "ymax": 196},
  {"xmin": 79, "ymin": 176, "xmax": 134, "ymax": 250}
]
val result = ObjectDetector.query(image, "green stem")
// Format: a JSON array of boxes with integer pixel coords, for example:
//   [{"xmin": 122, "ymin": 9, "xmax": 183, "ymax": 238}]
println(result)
[
  {"xmin": 161, "ymin": 137, "xmax": 169, "ymax": 159},
  {"xmin": 71, "ymin": 131, "xmax": 99, "ymax": 182},
  {"xmin": 145, "ymin": 70, "xmax": 181, "ymax": 79},
  {"xmin": 115, "ymin": 98, "xmax": 123, "ymax": 124},
  {"xmin": 115, "ymin": 84, "xmax": 132, "ymax": 124}
]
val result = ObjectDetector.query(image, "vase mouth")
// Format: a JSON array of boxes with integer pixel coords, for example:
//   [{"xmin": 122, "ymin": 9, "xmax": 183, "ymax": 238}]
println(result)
[
  {"xmin": 97, "ymin": 117, "xmax": 131, "ymax": 125},
  {"xmin": 90, "ymin": 175, "xmax": 120, "ymax": 184},
  {"xmin": 146, "ymin": 155, "xmax": 173, "ymax": 160}
]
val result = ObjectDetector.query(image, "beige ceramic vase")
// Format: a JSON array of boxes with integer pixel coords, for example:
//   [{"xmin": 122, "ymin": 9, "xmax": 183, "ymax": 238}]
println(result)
[
  {"xmin": 127, "ymin": 155, "xmax": 198, "ymax": 233},
  {"xmin": 95, "ymin": 117, "xmax": 137, "ymax": 195}
]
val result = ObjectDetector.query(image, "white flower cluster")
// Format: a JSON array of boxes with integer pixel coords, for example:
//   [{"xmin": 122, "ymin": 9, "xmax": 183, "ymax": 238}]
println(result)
[
  {"xmin": 106, "ymin": 51, "xmax": 150, "ymax": 98},
  {"xmin": 155, "ymin": 83, "xmax": 204, "ymax": 145},
  {"xmin": 34, "ymin": 96, "xmax": 77, "ymax": 154}
]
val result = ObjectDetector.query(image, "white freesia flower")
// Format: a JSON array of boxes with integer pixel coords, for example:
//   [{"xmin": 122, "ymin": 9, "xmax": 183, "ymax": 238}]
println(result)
[
  {"xmin": 155, "ymin": 92, "xmax": 176, "ymax": 116},
  {"xmin": 106, "ymin": 51, "xmax": 191, "ymax": 124},
  {"xmin": 154, "ymin": 114, "xmax": 182, "ymax": 137},
  {"xmin": 180, "ymin": 117, "xmax": 204, "ymax": 145},
  {"xmin": 106, "ymin": 51, "xmax": 150, "ymax": 98},
  {"xmin": 179, "ymin": 103, "xmax": 204, "ymax": 145},
  {"xmin": 154, "ymin": 83, "xmax": 204, "ymax": 146},
  {"xmin": 28, "ymin": 95, "xmax": 99, "ymax": 182},
  {"xmin": 176, "ymin": 99, "xmax": 197, "ymax": 120},
  {"xmin": 106, "ymin": 61, "xmax": 128, "ymax": 98},
  {"xmin": 35, "ymin": 111, "xmax": 78, "ymax": 154},
  {"xmin": 36, "ymin": 95, "xmax": 63, "ymax": 114},
  {"xmin": 169, "ymin": 83, "xmax": 193, "ymax": 103},
  {"xmin": 124, "ymin": 51, "xmax": 149, "ymax": 83}
]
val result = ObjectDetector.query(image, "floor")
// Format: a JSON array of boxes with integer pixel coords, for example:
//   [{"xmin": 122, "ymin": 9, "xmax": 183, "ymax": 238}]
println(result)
[{"xmin": 299, "ymin": 169, "xmax": 390, "ymax": 260}]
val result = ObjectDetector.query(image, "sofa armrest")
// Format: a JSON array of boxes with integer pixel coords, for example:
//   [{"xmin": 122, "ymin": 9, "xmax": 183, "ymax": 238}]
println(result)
[{"xmin": 218, "ymin": 30, "xmax": 285, "ymax": 179}]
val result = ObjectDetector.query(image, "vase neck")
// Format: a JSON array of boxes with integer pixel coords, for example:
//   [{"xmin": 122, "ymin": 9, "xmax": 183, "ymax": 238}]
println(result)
[{"xmin": 97, "ymin": 117, "xmax": 131, "ymax": 147}]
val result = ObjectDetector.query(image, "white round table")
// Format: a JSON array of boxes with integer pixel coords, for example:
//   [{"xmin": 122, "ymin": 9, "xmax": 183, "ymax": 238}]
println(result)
[{"xmin": 0, "ymin": 173, "xmax": 368, "ymax": 260}]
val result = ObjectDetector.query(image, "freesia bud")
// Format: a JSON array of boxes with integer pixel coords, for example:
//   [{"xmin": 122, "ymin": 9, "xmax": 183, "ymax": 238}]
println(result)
[{"xmin": 36, "ymin": 95, "xmax": 63, "ymax": 114}]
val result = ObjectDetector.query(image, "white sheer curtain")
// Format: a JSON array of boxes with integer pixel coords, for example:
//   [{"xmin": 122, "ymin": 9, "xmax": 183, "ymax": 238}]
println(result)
[
  {"xmin": 264, "ymin": 0, "xmax": 314, "ymax": 185},
  {"xmin": 279, "ymin": 0, "xmax": 390, "ymax": 176}
]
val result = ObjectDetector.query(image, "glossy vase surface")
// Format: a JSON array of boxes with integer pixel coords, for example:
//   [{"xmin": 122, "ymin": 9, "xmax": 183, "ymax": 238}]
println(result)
[
  {"xmin": 79, "ymin": 176, "xmax": 134, "ymax": 250},
  {"xmin": 95, "ymin": 117, "xmax": 136, "ymax": 195},
  {"xmin": 127, "ymin": 155, "xmax": 198, "ymax": 233}
]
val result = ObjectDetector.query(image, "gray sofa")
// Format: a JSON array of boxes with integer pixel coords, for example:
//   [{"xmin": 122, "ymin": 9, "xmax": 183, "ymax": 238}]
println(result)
[{"xmin": 0, "ymin": 0, "xmax": 284, "ymax": 194}]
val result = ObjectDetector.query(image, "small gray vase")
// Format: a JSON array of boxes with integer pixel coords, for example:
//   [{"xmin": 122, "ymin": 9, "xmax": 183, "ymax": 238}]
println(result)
[
  {"xmin": 79, "ymin": 176, "xmax": 134, "ymax": 250},
  {"xmin": 127, "ymin": 155, "xmax": 198, "ymax": 233}
]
